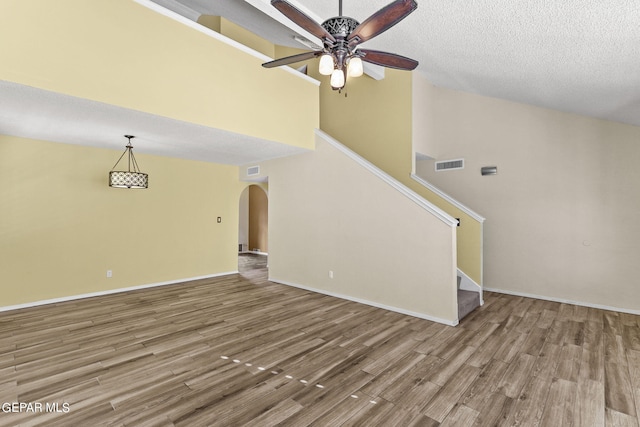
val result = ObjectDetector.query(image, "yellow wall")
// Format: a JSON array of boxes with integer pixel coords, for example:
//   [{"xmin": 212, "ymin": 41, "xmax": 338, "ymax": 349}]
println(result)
[
  {"xmin": 314, "ymin": 67, "xmax": 483, "ymax": 284},
  {"xmin": 220, "ymin": 18, "xmax": 275, "ymax": 58},
  {"xmin": 197, "ymin": 15, "xmax": 276, "ymax": 58},
  {"xmin": 0, "ymin": 135, "xmax": 241, "ymax": 308},
  {"xmin": 248, "ymin": 185, "xmax": 268, "ymax": 252},
  {"xmin": 197, "ymin": 15, "xmax": 222, "ymax": 33},
  {"xmin": 0, "ymin": 0, "xmax": 318, "ymax": 150},
  {"xmin": 318, "ymin": 69, "xmax": 413, "ymax": 180}
]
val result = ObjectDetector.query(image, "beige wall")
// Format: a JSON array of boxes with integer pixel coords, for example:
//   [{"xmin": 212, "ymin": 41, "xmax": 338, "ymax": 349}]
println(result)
[
  {"xmin": 415, "ymin": 82, "xmax": 640, "ymax": 312},
  {"xmin": 265, "ymin": 133, "xmax": 458, "ymax": 324},
  {"xmin": 0, "ymin": 0, "xmax": 318, "ymax": 150},
  {"xmin": 412, "ymin": 71, "xmax": 438, "ymax": 159},
  {"xmin": 248, "ymin": 185, "xmax": 268, "ymax": 252},
  {"xmin": 412, "ymin": 73, "xmax": 484, "ymax": 285},
  {"xmin": 0, "ymin": 135, "xmax": 241, "ymax": 308},
  {"xmin": 312, "ymin": 66, "xmax": 483, "ymax": 285}
]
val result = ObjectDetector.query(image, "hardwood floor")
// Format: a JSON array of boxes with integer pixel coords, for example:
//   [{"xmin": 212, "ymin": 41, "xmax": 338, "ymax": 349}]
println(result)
[{"xmin": 0, "ymin": 254, "xmax": 639, "ymax": 426}]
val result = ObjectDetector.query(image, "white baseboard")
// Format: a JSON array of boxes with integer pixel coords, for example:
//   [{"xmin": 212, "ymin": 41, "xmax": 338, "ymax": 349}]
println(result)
[
  {"xmin": 484, "ymin": 287, "xmax": 640, "ymax": 316},
  {"xmin": 269, "ymin": 277, "xmax": 458, "ymax": 326},
  {"xmin": 0, "ymin": 271, "xmax": 238, "ymax": 313}
]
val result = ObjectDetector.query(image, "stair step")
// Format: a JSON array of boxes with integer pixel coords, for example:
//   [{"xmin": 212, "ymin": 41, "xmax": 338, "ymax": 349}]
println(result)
[{"xmin": 457, "ymin": 289, "xmax": 480, "ymax": 321}]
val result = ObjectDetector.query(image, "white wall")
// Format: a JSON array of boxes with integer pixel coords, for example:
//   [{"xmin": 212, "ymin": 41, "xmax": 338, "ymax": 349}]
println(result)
[
  {"xmin": 413, "ymin": 76, "xmax": 640, "ymax": 313},
  {"xmin": 412, "ymin": 71, "xmax": 438, "ymax": 160},
  {"xmin": 263, "ymin": 131, "xmax": 459, "ymax": 324}
]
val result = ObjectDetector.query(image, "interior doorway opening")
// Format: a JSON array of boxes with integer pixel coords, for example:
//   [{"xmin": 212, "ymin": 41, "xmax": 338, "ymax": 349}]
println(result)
[{"xmin": 238, "ymin": 184, "xmax": 268, "ymax": 272}]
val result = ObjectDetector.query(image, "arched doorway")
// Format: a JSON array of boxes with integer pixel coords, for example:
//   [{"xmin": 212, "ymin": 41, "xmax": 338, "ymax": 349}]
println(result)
[{"xmin": 238, "ymin": 184, "xmax": 268, "ymax": 271}]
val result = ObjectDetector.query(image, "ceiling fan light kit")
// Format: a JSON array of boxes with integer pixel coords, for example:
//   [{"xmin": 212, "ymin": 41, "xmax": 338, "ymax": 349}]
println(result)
[{"xmin": 262, "ymin": 0, "xmax": 419, "ymax": 91}]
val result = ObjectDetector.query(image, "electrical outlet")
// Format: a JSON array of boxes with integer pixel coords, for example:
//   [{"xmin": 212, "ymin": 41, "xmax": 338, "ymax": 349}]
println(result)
[
  {"xmin": 106, "ymin": 270, "xmax": 112, "ymax": 278},
  {"xmin": 329, "ymin": 270, "xmax": 334, "ymax": 279}
]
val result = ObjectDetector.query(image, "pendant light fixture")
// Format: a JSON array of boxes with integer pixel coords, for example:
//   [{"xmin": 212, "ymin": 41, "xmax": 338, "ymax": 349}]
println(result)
[{"xmin": 109, "ymin": 135, "xmax": 148, "ymax": 189}]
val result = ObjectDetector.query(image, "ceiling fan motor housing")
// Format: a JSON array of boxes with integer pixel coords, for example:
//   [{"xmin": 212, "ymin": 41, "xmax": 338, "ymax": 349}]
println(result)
[
  {"xmin": 321, "ymin": 16, "xmax": 359, "ymax": 39},
  {"xmin": 321, "ymin": 16, "xmax": 360, "ymax": 75}
]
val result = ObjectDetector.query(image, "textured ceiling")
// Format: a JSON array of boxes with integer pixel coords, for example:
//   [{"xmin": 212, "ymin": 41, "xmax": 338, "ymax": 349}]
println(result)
[
  {"xmin": 161, "ymin": 0, "xmax": 640, "ymax": 127},
  {"xmin": 332, "ymin": 0, "xmax": 640, "ymax": 126}
]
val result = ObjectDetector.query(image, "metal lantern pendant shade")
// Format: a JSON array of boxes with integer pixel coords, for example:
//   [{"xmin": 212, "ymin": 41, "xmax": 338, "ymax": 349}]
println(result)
[
  {"xmin": 109, "ymin": 170, "xmax": 148, "ymax": 189},
  {"xmin": 109, "ymin": 135, "xmax": 148, "ymax": 189}
]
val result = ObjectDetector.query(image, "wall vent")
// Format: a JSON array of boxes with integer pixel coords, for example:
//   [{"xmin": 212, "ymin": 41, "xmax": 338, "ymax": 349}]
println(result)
[
  {"xmin": 247, "ymin": 165, "xmax": 260, "ymax": 176},
  {"xmin": 435, "ymin": 159, "xmax": 464, "ymax": 171}
]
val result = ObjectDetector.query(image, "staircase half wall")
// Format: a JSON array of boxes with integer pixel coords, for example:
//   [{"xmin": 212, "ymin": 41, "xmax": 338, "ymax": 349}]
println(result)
[{"xmin": 264, "ymin": 130, "xmax": 459, "ymax": 325}]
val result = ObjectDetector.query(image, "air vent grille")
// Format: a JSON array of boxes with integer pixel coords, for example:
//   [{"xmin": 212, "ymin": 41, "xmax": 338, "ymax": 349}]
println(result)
[
  {"xmin": 247, "ymin": 166, "xmax": 260, "ymax": 176},
  {"xmin": 435, "ymin": 159, "xmax": 464, "ymax": 171}
]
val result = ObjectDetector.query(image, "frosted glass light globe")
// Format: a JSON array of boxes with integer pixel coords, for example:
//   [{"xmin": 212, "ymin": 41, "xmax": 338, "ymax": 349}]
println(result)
[
  {"xmin": 330, "ymin": 69, "xmax": 345, "ymax": 89},
  {"xmin": 348, "ymin": 57, "xmax": 363, "ymax": 77},
  {"xmin": 319, "ymin": 54, "xmax": 334, "ymax": 76}
]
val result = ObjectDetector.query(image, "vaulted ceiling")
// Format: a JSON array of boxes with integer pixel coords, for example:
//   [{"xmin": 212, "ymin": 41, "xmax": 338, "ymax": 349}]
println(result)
[
  {"xmin": 2, "ymin": 0, "xmax": 639, "ymax": 165},
  {"xmin": 156, "ymin": 0, "xmax": 640, "ymax": 127}
]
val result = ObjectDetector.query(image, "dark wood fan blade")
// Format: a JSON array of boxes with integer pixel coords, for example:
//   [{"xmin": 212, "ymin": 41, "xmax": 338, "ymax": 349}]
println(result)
[
  {"xmin": 271, "ymin": 0, "xmax": 336, "ymax": 43},
  {"xmin": 358, "ymin": 49, "xmax": 418, "ymax": 70},
  {"xmin": 347, "ymin": 0, "xmax": 417, "ymax": 46},
  {"xmin": 262, "ymin": 50, "xmax": 321, "ymax": 68}
]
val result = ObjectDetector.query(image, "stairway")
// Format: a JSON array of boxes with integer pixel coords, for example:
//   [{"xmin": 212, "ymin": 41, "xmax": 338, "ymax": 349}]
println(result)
[{"xmin": 457, "ymin": 276, "xmax": 480, "ymax": 321}]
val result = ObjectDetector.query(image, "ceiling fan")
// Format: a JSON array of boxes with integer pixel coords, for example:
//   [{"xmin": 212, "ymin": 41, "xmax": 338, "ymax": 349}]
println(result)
[{"xmin": 262, "ymin": 0, "xmax": 419, "ymax": 91}]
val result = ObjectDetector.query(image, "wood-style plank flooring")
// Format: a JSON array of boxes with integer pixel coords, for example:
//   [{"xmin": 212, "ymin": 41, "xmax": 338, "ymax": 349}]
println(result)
[{"xmin": 0, "ymin": 254, "xmax": 639, "ymax": 426}]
